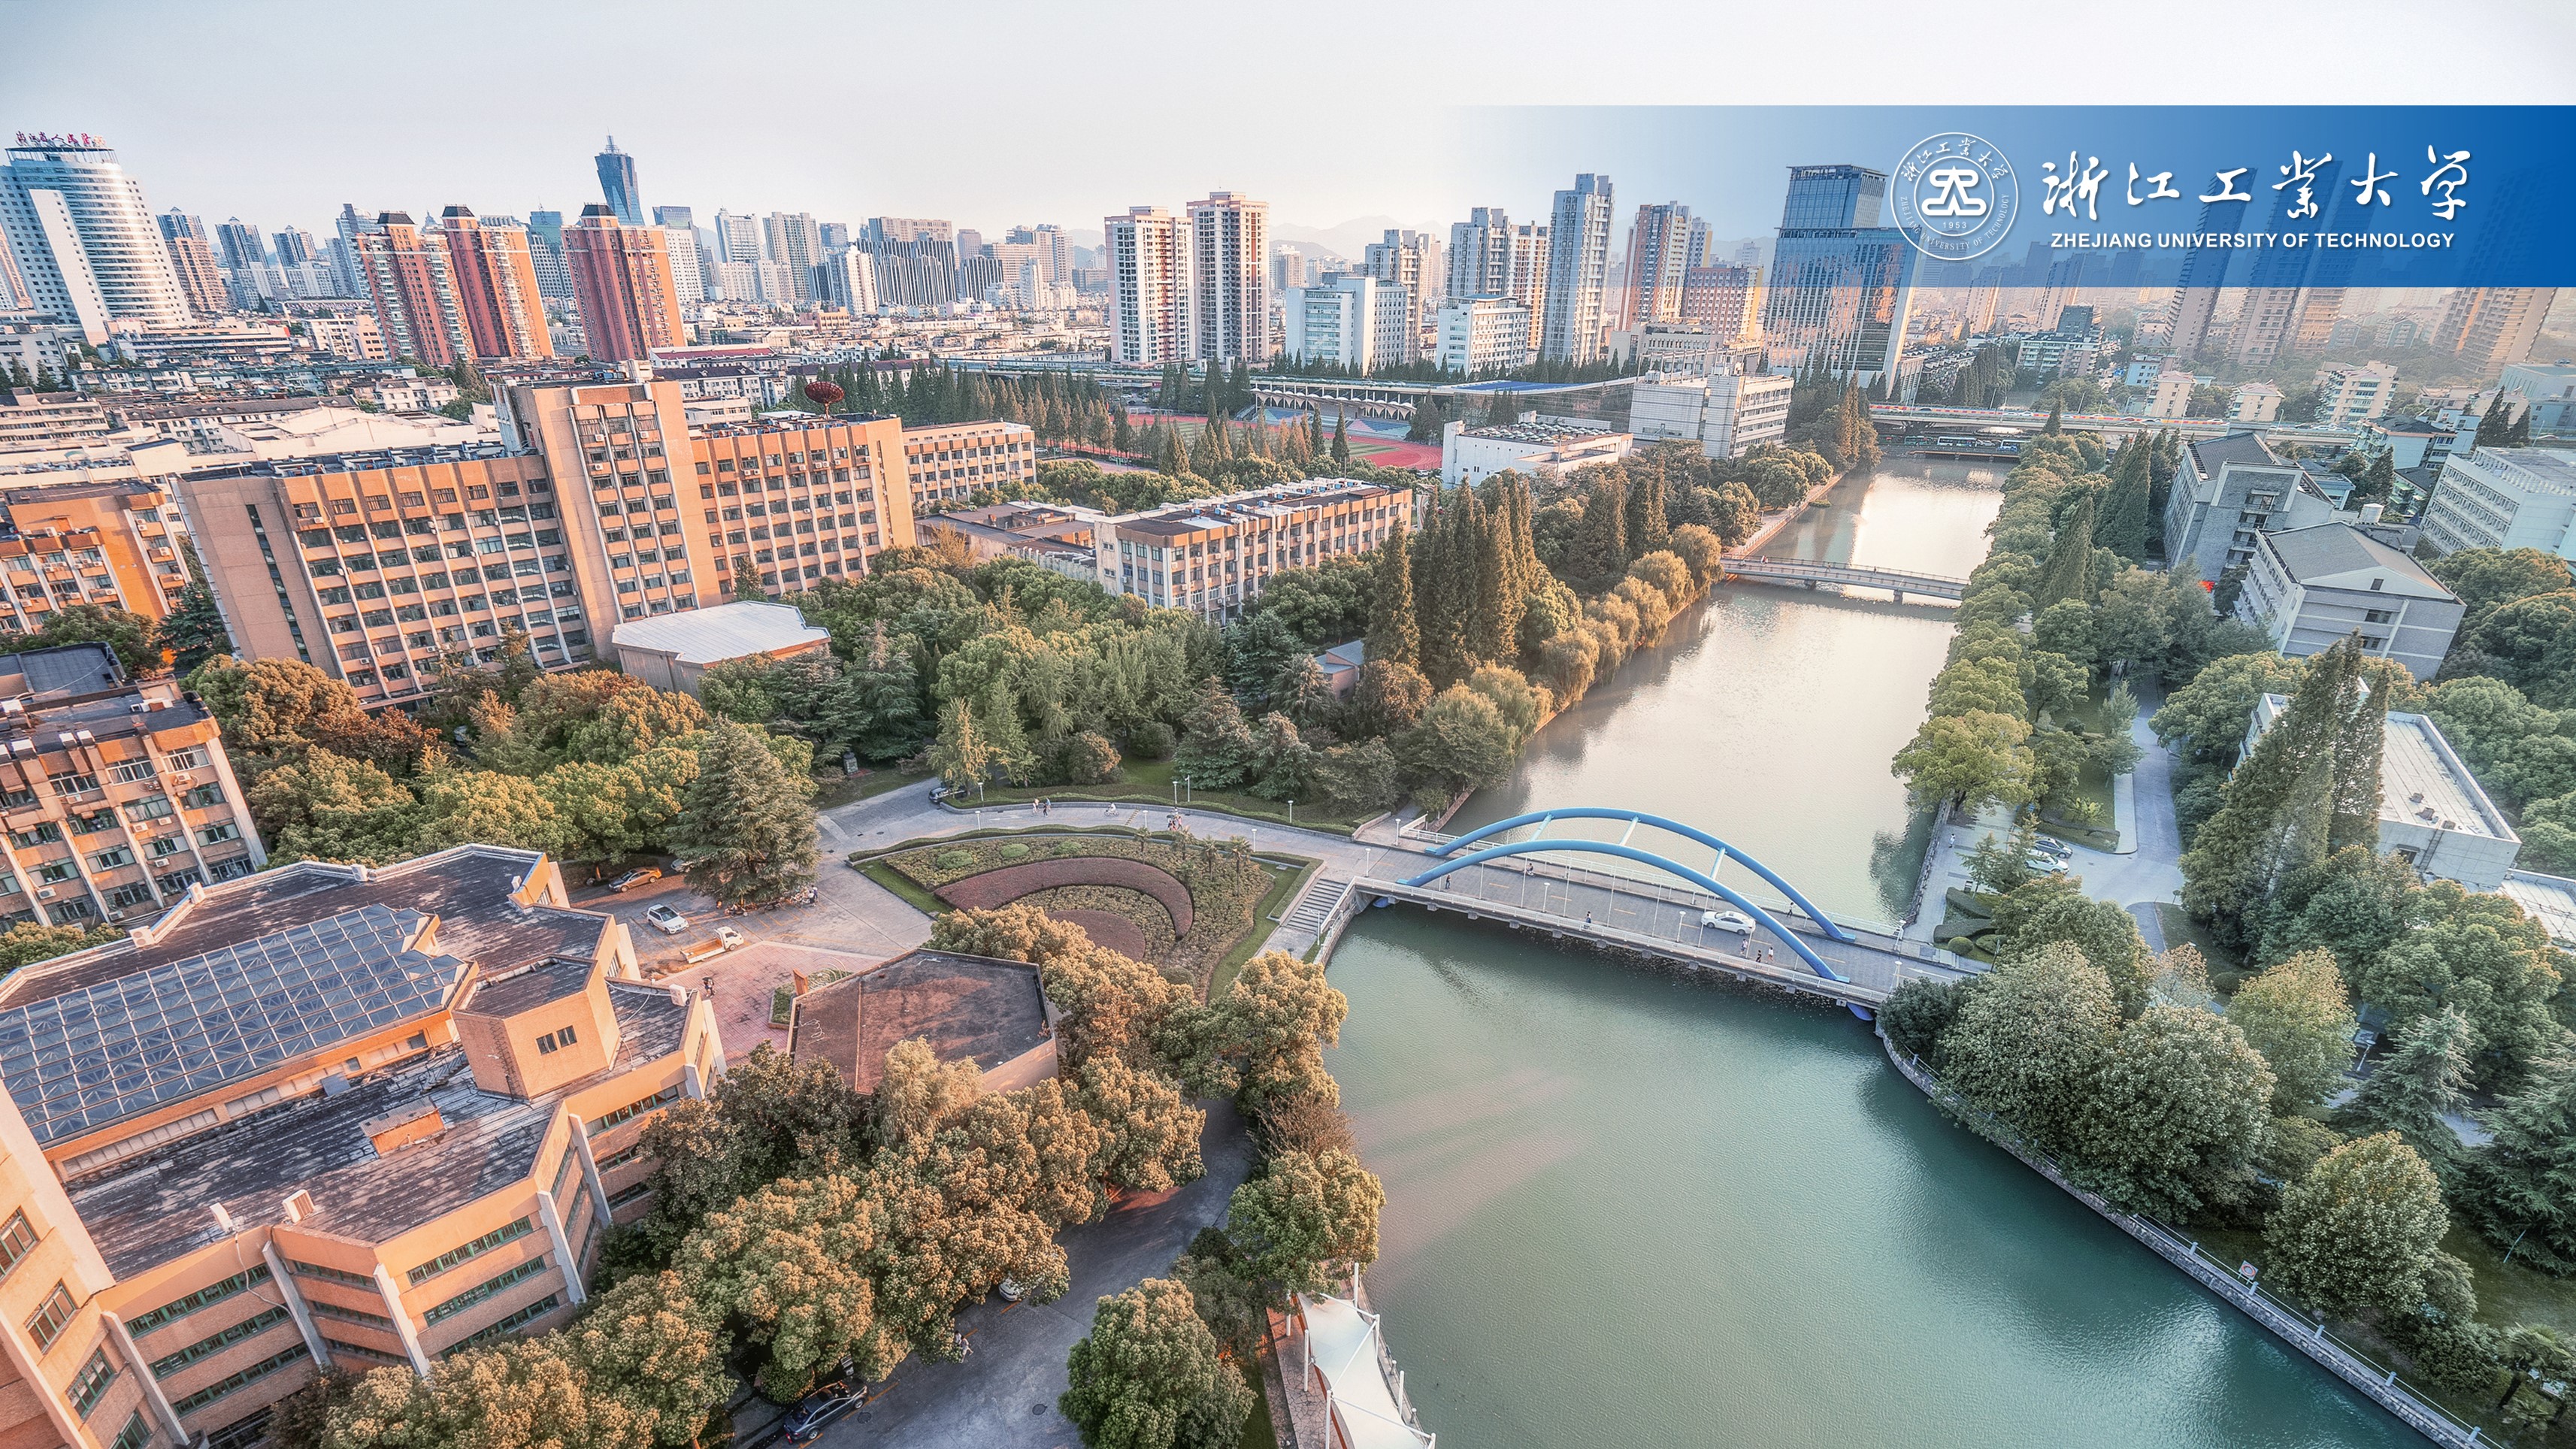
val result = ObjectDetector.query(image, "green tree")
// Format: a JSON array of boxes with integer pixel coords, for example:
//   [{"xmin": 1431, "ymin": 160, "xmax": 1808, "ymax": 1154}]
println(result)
[
  {"xmin": 1994, "ymin": 888, "xmax": 2151, "ymax": 1020},
  {"xmin": 927, "ymin": 698, "xmax": 997, "ymax": 791},
  {"xmin": 156, "ymin": 547, "xmax": 234, "ymax": 674},
  {"xmin": 1941, "ymin": 942, "xmax": 2120, "ymax": 1154},
  {"xmin": 1224, "ymin": 1148, "xmax": 1385, "ymax": 1298},
  {"xmin": 2465, "ymin": 1054, "xmax": 2576, "ymax": 1272},
  {"xmin": 1330, "ymin": 413, "xmax": 1350, "ymax": 465},
  {"xmin": 2225, "ymin": 949, "xmax": 2358, "ymax": 1111},
  {"xmin": 0, "ymin": 921, "xmax": 123, "ymax": 973},
  {"xmin": 667, "ymin": 720, "xmax": 820, "ymax": 907},
  {"xmin": 319, "ymin": 1340, "xmax": 631, "ymax": 1449},
  {"xmin": 636, "ymin": 1043, "xmax": 869, "ymax": 1256},
  {"xmin": 1058, "ymin": 1278, "xmax": 1251, "ymax": 1449},
  {"xmin": 249, "ymin": 752, "xmax": 426, "ymax": 864},
  {"xmin": 13, "ymin": 602, "xmax": 162, "ymax": 677},
  {"xmin": 2179, "ymin": 638, "xmax": 2369, "ymax": 950},
  {"xmin": 1891, "ymin": 709, "xmax": 2034, "ymax": 814},
  {"xmin": 1221, "ymin": 949, "xmax": 1349, "ymax": 1116},
  {"xmin": 2426, "ymin": 548, "xmax": 2574, "ymax": 642},
  {"xmin": 1393, "ymin": 684, "xmax": 1516, "ymax": 801},
  {"xmin": 2151, "ymin": 651, "xmax": 2305, "ymax": 765},
  {"xmin": 1570, "ymin": 470, "xmax": 1630, "ymax": 594},
  {"xmin": 2348, "ymin": 1006, "xmax": 2475, "ymax": 1166},
  {"xmin": 2265, "ymin": 1132, "xmax": 2451, "ymax": 1321},
  {"xmin": 2032, "ymin": 493, "xmax": 2099, "ymax": 608},
  {"xmin": 1170, "ymin": 1227, "xmax": 1268, "ymax": 1360},
  {"xmin": 1173, "ymin": 677, "xmax": 1258, "ymax": 790},
  {"xmin": 2351, "ymin": 881, "xmax": 2567, "ymax": 1090},
  {"xmin": 676, "ymin": 1173, "xmax": 893, "ymax": 1396},
  {"xmin": 2095, "ymin": 443, "xmax": 2153, "ymax": 562},
  {"xmin": 562, "ymin": 1269, "xmax": 734, "ymax": 1447},
  {"xmin": 414, "ymin": 768, "xmax": 574, "ymax": 855},
  {"xmin": 1364, "ymin": 528, "xmax": 1419, "ymax": 669},
  {"xmin": 2078, "ymin": 1006, "xmax": 2275, "ymax": 1218}
]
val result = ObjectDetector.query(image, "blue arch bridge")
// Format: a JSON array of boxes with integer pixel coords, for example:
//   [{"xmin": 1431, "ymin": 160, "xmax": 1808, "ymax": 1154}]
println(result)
[{"xmin": 1349, "ymin": 809, "xmax": 1980, "ymax": 1019}]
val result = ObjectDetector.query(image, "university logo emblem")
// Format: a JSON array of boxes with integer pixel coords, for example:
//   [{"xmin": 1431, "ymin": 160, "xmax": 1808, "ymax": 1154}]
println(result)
[{"xmin": 1892, "ymin": 133, "xmax": 2018, "ymax": 262}]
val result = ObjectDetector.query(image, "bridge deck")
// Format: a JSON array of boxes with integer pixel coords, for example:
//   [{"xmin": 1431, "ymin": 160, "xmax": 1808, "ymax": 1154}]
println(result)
[
  {"xmin": 1358, "ymin": 857, "xmax": 1976, "ymax": 1007},
  {"xmin": 1719, "ymin": 557, "xmax": 1966, "ymax": 600}
]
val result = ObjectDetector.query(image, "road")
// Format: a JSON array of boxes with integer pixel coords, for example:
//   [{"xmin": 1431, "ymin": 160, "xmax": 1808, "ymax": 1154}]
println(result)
[{"xmin": 821, "ymin": 1103, "xmax": 1255, "ymax": 1449}]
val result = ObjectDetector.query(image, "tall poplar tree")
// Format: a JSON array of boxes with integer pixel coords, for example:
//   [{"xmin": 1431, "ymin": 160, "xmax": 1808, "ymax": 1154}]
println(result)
[
  {"xmin": 2033, "ymin": 493, "xmax": 2099, "ymax": 607},
  {"xmin": 1573, "ymin": 471, "xmax": 1629, "ymax": 594},
  {"xmin": 2180, "ymin": 637, "xmax": 2369, "ymax": 948},
  {"xmin": 1330, "ymin": 412, "xmax": 1351, "ymax": 465},
  {"xmin": 2096, "ymin": 443, "xmax": 2154, "ymax": 562}
]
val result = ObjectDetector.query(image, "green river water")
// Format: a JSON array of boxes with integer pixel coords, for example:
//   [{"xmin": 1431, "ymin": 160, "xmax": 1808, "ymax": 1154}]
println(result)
[{"xmin": 1321, "ymin": 458, "xmax": 2426, "ymax": 1447}]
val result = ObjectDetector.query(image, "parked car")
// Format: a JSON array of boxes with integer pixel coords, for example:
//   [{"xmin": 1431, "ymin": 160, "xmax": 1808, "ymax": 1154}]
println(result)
[
  {"xmin": 606, "ymin": 867, "xmax": 662, "ymax": 894},
  {"xmin": 997, "ymin": 1276, "xmax": 1026, "ymax": 1302},
  {"xmin": 2027, "ymin": 855, "xmax": 2071, "ymax": 876},
  {"xmin": 1700, "ymin": 909, "xmax": 1756, "ymax": 933},
  {"xmin": 643, "ymin": 904, "xmax": 688, "ymax": 935},
  {"xmin": 782, "ymin": 1379, "xmax": 869, "ymax": 1444},
  {"xmin": 716, "ymin": 925, "xmax": 746, "ymax": 951},
  {"xmin": 2031, "ymin": 836, "xmax": 2073, "ymax": 860}
]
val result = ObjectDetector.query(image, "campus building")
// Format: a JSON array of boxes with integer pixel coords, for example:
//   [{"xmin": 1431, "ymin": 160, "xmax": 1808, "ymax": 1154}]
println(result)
[
  {"xmin": 2418, "ymin": 446, "xmax": 2576, "ymax": 559},
  {"xmin": 0, "ymin": 643, "xmax": 261, "ymax": 930},
  {"xmin": 174, "ymin": 377, "xmax": 918, "ymax": 710},
  {"xmin": 1439, "ymin": 419, "xmax": 1633, "ymax": 488},
  {"xmin": 2161, "ymin": 431, "xmax": 2334, "ymax": 580},
  {"xmin": 2233, "ymin": 523, "xmax": 2465, "ymax": 682},
  {"xmin": 898, "ymin": 420, "xmax": 1037, "ymax": 514},
  {"xmin": 0, "ymin": 482, "xmax": 195, "ymax": 629},
  {"xmin": 608, "ymin": 598, "xmax": 831, "ymax": 698},
  {"xmin": 0, "ymin": 846, "xmax": 720, "ymax": 1449},
  {"xmin": 2245, "ymin": 697, "xmax": 2522, "ymax": 892},
  {"xmin": 1092, "ymin": 478, "xmax": 1412, "ymax": 621},
  {"xmin": 1626, "ymin": 368, "xmax": 1794, "ymax": 460}
]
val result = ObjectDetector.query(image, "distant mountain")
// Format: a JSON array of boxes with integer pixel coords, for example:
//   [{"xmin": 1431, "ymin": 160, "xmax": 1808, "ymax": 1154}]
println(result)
[{"xmin": 1275, "ymin": 216, "xmax": 1416, "ymax": 263}]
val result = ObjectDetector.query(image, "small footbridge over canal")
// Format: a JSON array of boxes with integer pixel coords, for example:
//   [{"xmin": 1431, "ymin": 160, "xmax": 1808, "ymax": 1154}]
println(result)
[
  {"xmin": 1720, "ymin": 556, "xmax": 1966, "ymax": 602},
  {"xmin": 1339, "ymin": 809, "xmax": 1980, "ymax": 1018}
]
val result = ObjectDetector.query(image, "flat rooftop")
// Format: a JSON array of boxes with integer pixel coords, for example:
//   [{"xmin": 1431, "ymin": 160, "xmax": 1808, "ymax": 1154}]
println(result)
[
  {"xmin": 69, "ymin": 979, "xmax": 688, "ymax": 1279},
  {"xmin": 791, "ymin": 949, "xmax": 1049, "ymax": 1093},
  {"xmin": 2384, "ymin": 711, "xmax": 2514, "ymax": 840},
  {"xmin": 609, "ymin": 600, "xmax": 828, "ymax": 664},
  {"xmin": 1459, "ymin": 422, "xmax": 1618, "ymax": 444},
  {"xmin": 182, "ymin": 442, "xmax": 526, "ymax": 479},
  {"xmin": 2499, "ymin": 870, "xmax": 2576, "ymax": 948}
]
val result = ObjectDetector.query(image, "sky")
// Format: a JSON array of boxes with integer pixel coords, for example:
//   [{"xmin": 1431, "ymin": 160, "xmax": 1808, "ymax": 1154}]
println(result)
[{"xmin": 8, "ymin": 0, "xmax": 2575, "ymax": 247}]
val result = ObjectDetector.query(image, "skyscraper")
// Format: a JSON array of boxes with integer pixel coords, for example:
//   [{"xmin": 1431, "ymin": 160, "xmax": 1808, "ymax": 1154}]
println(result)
[
  {"xmin": 1679, "ymin": 264, "xmax": 1761, "ymax": 345},
  {"xmin": 0, "ymin": 136, "xmax": 192, "ymax": 340},
  {"xmin": 764, "ymin": 213, "xmax": 824, "ymax": 301},
  {"xmin": 1542, "ymin": 174, "xmax": 1614, "ymax": 363},
  {"xmin": 155, "ymin": 209, "xmax": 228, "ymax": 317},
  {"xmin": 1757, "ymin": 165, "xmax": 1915, "ymax": 389},
  {"xmin": 1104, "ymin": 205, "xmax": 1189, "ymax": 365},
  {"xmin": 714, "ymin": 210, "xmax": 762, "ymax": 265},
  {"xmin": 651, "ymin": 204, "xmax": 694, "ymax": 230},
  {"xmin": 595, "ymin": 137, "xmax": 643, "ymax": 225},
  {"xmin": 331, "ymin": 201, "xmax": 373, "ymax": 295},
  {"xmin": 438, "ymin": 206, "xmax": 554, "ymax": 359},
  {"xmin": 1618, "ymin": 202, "xmax": 1695, "ymax": 330},
  {"xmin": 1186, "ymin": 192, "xmax": 1269, "ymax": 365},
  {"xmin": 2161, "ymin": 196, "xmax": 2245, "ymax": 358},
  {"xmin": 1509, "ymin": 222, "xmax": 1550, "ymax": 358},
  {"xmin": 353, "ymin": 211, "xmax": 471, "ymax": 366},
  {"xmin": 1448, "ymin": 207, "xmax": 1512, "ymax": 301},
  {"xmin": 563, "ymin": 205, "xmax": 686, "ymax": 361}
]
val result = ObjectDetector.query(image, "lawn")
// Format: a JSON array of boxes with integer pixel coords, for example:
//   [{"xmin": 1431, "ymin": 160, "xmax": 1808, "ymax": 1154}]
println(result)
[
  {"xmin": 813, "ymin": 764, "xmax": 932, "ymax": 810},
  {"xmin": 1238, "ymin": 1360, "xmax": 1278, "ymax": 1449},
  {"xmin": 2148, "ymin": 903, "xmax": 2246, "ymax": 988},
  {"xmin": 967, "ymin": 756, "xmax": 1367, "ymax": 834}
]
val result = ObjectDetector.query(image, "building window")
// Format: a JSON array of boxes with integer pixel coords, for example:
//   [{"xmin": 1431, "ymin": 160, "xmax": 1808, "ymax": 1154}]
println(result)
[
  {"xmin": 108, "ymin": 1412, "xmax": 151, "ymax": 1449},
  {"xmin": 423, "ymin": 1254, "xmax": 551, "ymax": 1326},
  {"xmin": 69, "ymin": 1348, "xmax": 117, "ymax": 1415},
  {"xmin": 148, "ymin": 1305, "xmax": 291, "ymax": 1379},
  {"xmin": 440, "ymin": 1295, "xmax": 560, "ymax": 1357},
  {"xmin": 0, "ymin": 1209, "xmax": 36, "ymax": 1279},
  {"xmin": 406, "ymin": 1218, "xmax": 534, "ymax": 1287},
  {"xmin": 168, "ymin": 1343, "xmax": 309, "ymax": 1416},
  {"xmin": 26, "ymin": 1281, "xmax": 76, "ymax": 1350},
  {"xmin": 286, "ymin": 1260, "xmax": 375, "ymax": 1290}
]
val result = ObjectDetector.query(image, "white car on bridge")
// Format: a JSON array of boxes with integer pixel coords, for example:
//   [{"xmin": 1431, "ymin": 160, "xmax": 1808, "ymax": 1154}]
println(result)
[{"xmin": 1700, "ymin": 909, "xmax": 1755, "ymax": 933}]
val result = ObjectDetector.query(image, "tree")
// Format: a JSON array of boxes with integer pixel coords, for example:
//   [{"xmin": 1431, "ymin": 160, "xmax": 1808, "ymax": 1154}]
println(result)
[
  {"xmin": 667, "ymin": 720, "xmax": 819, "ymax": 907},
  {"xmin": 1891, "ymin": 709, "xmax": 2033, "ymax": 814},
  {"xmin": 1330, "ymin": 413, "xmax": 1350, "ymax": 465},
  {"xmin": 1880, "ymin": 976, "xmax": 1962, "ymax": 1063},
  {"xmin": 0, "ymin": 921, "xmax": 122, "ymax": 974},
  {"xmin": 11, "ymin": 603, "xmax": 162, "ymax": 677},
  {"xmin": 2179, "ymin": 637, "xmax": 2371, "ymax": 950},
  {"xmin": 636, "ymin": 1043, "xmax": 868, "ymax": 1254},
  {"xmin": 1173, "ymin": 677, "xmax": 1258, "ymax": 790},
  {"xmin": 677, "ymin": 1173, "xmax": 892, "ymax": 1396},
  {"xmin": 2150, "ymin": 652, "xmax": 2305, "ymax": 765},
  {"xmin": 1570, "ymin": 470, "xmax": 1630, "ymax": 594},
  {"xmin": 1224, "ymin": 1148, "xmax": 1385, "ymax": 1297},
  {"xmin": 319, "ymin": 1340, "xmax": 634, "ymax": 1449},
  {"xmin": 1362, "ymin": 528, "xmax": 1418, "ymax": 669},
  {"xmin": 1058, "ymin": 1278, "xmax": 1252, "ymax": 1449},
  {"xmin": 562, "ymin": 1270, "xmax": 734, "ymax": 1447},
  {"xmin": 2032, "ymin": 494, "xmax": 2099, "ymax": 609},
  {"xmin": 2348, "ymin": 1006, "xmax": 2475, "ymax": 1166},
  {"xmin": 2425, "ymin": 547, "xmax": 2574, "ymax": 642},
  {"xmin": 2351, "ymin": 881, "xmax": 2566, "ymax": 1091},
  {"xmin": 156, "ymin": 555, "xmax": 234, "ymax": 674},
  {"xmin": 2095, "ymin": 444, "xmax": 2153, "ymax": 562},
  {"xmin": 1222, "ymin": 950, "xmax": 1349, "ymax": 1115},
  {"xmin": 1393, "ymin": 685, "xmax": 1515, "ymax": 801},
  {"xmin": 1170, "ymin": 1228, "xmax": 1268, "ymax": 1360},
  {"xmin": 1940, "ymin": 942, "xmax": 2120, "ymax": 1154},
  {"xmin": 2265, "ymin": 1133, "xmax": 2450, "ymax": 1321},
  {"xmin": 2465, "ymin": 590, "xmax": 2576, "ymax": 705},
  {"xmin": 2224, "ymin": 950, "xmax": 2358, "ymax": 1111},
  {"xmin": 2465, "ymin": 1054, "xmax": 2576, "ymax": 1272},
  {"xmin": 1993, "ymin": 888, "xmax": 2152, "ymax": 1019},
  {"xmin": 2078, "ymin": 1006, "xmax": 2275, "ymax": 1218}
]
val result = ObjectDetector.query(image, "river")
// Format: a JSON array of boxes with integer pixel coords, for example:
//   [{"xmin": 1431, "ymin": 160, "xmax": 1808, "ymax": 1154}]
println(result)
[{"xmin": 1323, "ymin": 457, "xmax": 2425, "ymax": 1447}]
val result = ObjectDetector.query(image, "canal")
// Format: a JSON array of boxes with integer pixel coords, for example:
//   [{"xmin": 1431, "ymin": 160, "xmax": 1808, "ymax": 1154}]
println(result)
[{"xmin": 1324, "ymin": 457, "xmax": 2426, "ymax": 1447}]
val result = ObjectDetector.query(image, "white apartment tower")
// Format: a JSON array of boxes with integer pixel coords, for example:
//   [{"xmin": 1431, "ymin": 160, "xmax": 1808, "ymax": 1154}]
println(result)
[
  {"xmin": 1448, "ymin": 207, "xmax": 1512, "ymax": 301},
  {"xmin": 0, "ymin": 136, "xmax": 191, "ymax": 342},
  {"xmin": 1620, "ymin": 201, "xmax": 1694, "ymax": 330},
  {"xmin": 1363, "ymin": 229, "xmax": 1435, "ymax": 365},
  {"xmin": 1508, "ymin": 222, "xmax": 1550, "ymax": 358},
  {"xmin": 1543, "ymin": 174, "xmax": 1615, "ymax": 362},
  {"xmin": 1186, "ymin": 192, "xmax": 1269, "ymax": 365},
  {"xmin": 1106, "ymin": 205, "xmax": 1191, "ymax": 365}
]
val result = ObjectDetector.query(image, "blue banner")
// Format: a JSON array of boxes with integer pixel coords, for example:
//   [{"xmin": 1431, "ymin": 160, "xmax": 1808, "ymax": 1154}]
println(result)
[{"xmin": 1472, "ymin": 106, "xmax": 2572, "ymax": 287}]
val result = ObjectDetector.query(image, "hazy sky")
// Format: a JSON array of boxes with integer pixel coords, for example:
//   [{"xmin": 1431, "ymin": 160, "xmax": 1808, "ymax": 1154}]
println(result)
[{"xmin": 8, "ymin": 0, "xmax": 2574, "ymax": 245}]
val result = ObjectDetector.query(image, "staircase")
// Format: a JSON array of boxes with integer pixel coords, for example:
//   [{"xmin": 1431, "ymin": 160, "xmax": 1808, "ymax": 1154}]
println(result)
[{"xmin": 1282, "ymin": 876, "xmax": 1352, "ymax": 935}]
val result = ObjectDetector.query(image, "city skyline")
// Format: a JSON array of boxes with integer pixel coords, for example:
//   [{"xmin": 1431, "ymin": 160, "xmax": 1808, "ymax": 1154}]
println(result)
[{"xmin": 11, "ymin": 2, "xmax": 2574, "ymax": 247}]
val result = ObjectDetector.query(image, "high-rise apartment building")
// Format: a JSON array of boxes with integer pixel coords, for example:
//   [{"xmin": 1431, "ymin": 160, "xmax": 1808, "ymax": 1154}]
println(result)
[
  {"xmin": 1273, "ymin": 245, "xmax": 1307, "ymax": 293},
  {"xmin": 1435, "ymin": 296, "xmax": 1535, "ymax": 375},
  {"xmin": 1362, "ymin": 230, "xmax": 1433, "ymax": 366},
  {"xmin": 1678, "ymin": 264, "xmax": 1761, "ymax": 345},
  {"xmin": 594, "ymin": 137, "xmax": 642, "ymax": 225},
  {"xmin": 1282, "ymin": 275, "xmax": 1384, "ymax": 373},
  {"xmin": 176, "ymin": 378, "xmax": 918, "ymax": 709},
  {"xmin": 353, "ymin": 213, "xmax": 471, "ymax": 368},
  {"xmin": 1507, "ymin": 222, "xmax": 1550, "ymax": 359},
  {"xmin": 212, "ymin": 220, "xmax": 265, "ymax": 276},
  {"xmin": 1185, "ymin": 192, "xmax": 1269, "ymax": 365},
  {"xmin": 713, "ymin": 211, "xmax": 762, "ymax": 267},
  {"xmin": 153, "ymin": 210, "xmax": 227, "ymax": 318},
  {"xmin": 2163, "ymin": 197, "xmax": 2248, "ymax": 358},
  {"xmin": 523, "ymin": 208, "xmax": 574, "ymax": 301},
  {"xmin": 1618, "ymin": 202, "xmax": 1694, "ymax": 330},
  {"xmin": 1758, "ymin": 165, "xmax": 1915, "ymax": 390},
  {"xmin": 1104, "ymin": 207, "xmax": 1189, "ymax": 366},
  {"xmin": 0, "ymin": 136, "xmax": 192, "ymax": 341},
  {"xmin": 662, "ymin": 227, "xmax": 706, "ymax": 307},
  {"xmin": 1542, "ymin": 174, "xmax": 1615, "ymax": 363},
  {"xmin": 763, "ymin": 214, "xmax": 823, "ymax": 301},
  {"xmin": 866, "ymin": 218, "xmax": 953, "ymax": 246},
  {"xmin": 437, "ymin": 207, "xmax": 554, "ymax": 361},
  {"xmin": 331, "ymin": 201, "xmax": 373, "ymax": 295},
  {"xmin": 819, "ymin": 249, "xmax": 878, "ymax": 313},
  {"xmin": 2434, "ymin": 288, "xmax": 2558, "ymax": 374},
  {"xmin": 562, "ymin": 207, "xmax": 686, "ymax": 364},
  {"xmin": 1448, "ymin": 207, "xmax": 1512, "ymax": 301},
  {"xmin": 651, "ymin": 205, "xmax": 693, "ymax": 231}
]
